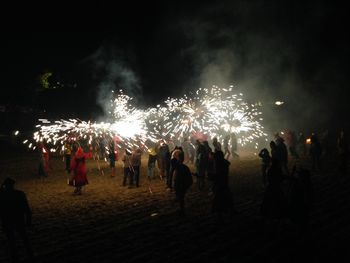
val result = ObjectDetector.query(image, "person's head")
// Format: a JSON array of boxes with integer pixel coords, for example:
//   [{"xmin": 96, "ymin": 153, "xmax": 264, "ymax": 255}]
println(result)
[
  {"xmin": 1, "ymin": 177, "xmax": 15, "ymax": 190},
  {"xmin": 270, "ymin": 141, "xmax": 276, "ymax": 149},
  {"xmin": 261, "ymin": 148, "xmax": 269, "ymax": 154},
  {"xmin": 213, "ymin": 137, "xmax": 218, "ymax": 143},
  {"xmin": 75, "ymin": 147, "xmax": 85, "ymax": 158}
]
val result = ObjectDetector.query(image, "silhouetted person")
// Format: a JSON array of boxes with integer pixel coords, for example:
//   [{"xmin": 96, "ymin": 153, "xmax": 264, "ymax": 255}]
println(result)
[
  {"xmin": 212, "ymin": 151, "xmax": 235, "ymax": 222},
  {"xmin": 131, "ymin": 147, "xmax": 142, "ymax": 187},
  {"xmin": 122, "ymin": 149, "xmax": 134, "ymax": 186},
  {"xmin": 212, "ymin": 137, "xmax": 222, "ymax": 152},
  {"xmin": 297, "ymin": 132, "xmax": 306, "ymax": 156},
  {"xmin": 259, "ymin": 148, "xmax": 271, "ymax": 187},
  {"xmin": 261, "ymin": 159, "xmax": 287, "ymax": 220},
  {"xmin": 0, "ymin": 178, "xmax": 33, "ymax": 262},
  {"xmin": 230, "ymin": 132, "xmax": 239, "ymax": 157},
  {"xmin": 270, "ymin": 141, "xmax": 278, "ymax": 162},
  {"xmin": 157, "ymin": 140, "xmax": 171, "ymax": 181},
  {"xmin": 203, "ymin": 141, "xmax": 215, "ymax": 194},
  {"xmin": 64, "ymin": 140, "xmax": 72, "ymax": 173},
  {"xmin": 309, "ymin": 133, "xmax": 322, "ymax": 171},
  {"xmin": 320, "ymin": 129, "xmax": 331, "ymax": 158},
  {"xmin": 285, "ymin": 130, "xmax": 299, "ymax": 159},
  {"xmin": 108, "ymin": 140, "xmax": 117, "ymax": 177},
  {"xmin": 195, "ymin": 140, "xmax": 207, "ymax": 190},
  {"xmin": 223, "ymin": 135, "xmax": 231, "ymax": 159},
  {"xmin": 337, "ymin": 130, "xmax": 349, "ymax": 173},
  {"xmin": 174, "ymin": 157, "xmax": 193, "ymax": 216},
  {"xmin": 147, "ymin": 147, "xmax": 157, "ymax": 180},
  {"xmin": 288, "ymin": 166, "xmax": 314, "ymax": 234},
  {"xmin": 275, "ymin": 134, "xmax": 289, "ymax": 176},
  {"xmin": 181, "ymin": 137, "xmax": 191, "ymax": 164},
  {"xmin": 168, "ymin": 146, "xmax": 184, "ymax": 190}
]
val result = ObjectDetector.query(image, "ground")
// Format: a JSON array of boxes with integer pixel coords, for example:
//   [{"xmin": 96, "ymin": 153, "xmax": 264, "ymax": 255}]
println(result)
[{"xmin": 0, "ymin": 146, "xmax": 349, "ymax": 262}]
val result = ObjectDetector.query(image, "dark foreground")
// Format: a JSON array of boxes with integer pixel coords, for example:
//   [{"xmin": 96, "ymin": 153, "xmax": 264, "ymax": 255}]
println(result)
[{"xmin": 0, "ymin": 147, "xmax": 350, "ymax": 262}]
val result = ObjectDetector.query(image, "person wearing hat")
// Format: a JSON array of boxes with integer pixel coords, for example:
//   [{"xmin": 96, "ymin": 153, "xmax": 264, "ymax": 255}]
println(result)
[
  {"xmin": 0, "ymin": 178, "xmax": 33, "ymax": 262},
  {"xmin": 69, "ymin": 146, "xmax": 93, "ymax": 195}
]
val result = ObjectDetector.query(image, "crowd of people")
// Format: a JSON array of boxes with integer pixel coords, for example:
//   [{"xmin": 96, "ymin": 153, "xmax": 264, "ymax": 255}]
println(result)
[
  {"xmin": 258, "ymin": 129, "xmax": 348, "ymax": 233},
  {"xmin": 1, "ymin": 129, "xmax": 348, "ymax": 262}
]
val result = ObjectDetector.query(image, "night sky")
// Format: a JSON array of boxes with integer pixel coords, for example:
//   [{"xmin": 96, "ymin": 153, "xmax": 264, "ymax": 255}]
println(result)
[{"xmin": 1, "ymin": 0, "xmax": 349, "ymax": 130}]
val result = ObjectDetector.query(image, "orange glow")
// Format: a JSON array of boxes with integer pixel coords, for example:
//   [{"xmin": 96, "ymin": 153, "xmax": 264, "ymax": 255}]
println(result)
[{"xmin": 306, "ymin": 138, "xmax": 311, "ymax": 144}]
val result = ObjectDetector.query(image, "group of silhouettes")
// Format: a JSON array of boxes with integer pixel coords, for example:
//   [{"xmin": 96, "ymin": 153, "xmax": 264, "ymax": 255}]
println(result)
[
  {"xmin": 1, "ymin": 129, "xmax": 348, "ymax": 262},
  {"xmin": 258, "ymin": 130, "xmax": 348, "ymax": 234}
]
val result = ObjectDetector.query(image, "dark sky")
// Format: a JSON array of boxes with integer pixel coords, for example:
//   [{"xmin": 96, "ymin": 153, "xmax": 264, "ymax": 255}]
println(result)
[{"xmin": 1, "ymin": 0, "xmax": 349, "ymax": 129}]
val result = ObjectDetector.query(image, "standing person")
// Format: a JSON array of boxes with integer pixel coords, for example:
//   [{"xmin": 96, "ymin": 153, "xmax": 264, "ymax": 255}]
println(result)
[
  {"xmin": 309, "ymin": 133, "xmax": 322, "ymax": 171},
  {"xmin": 337, "ymin": 130, "xmax": 349, "ymax": 173},
  {"xmin": 288, "ymin": 166, "xmax": 314, "ymax": 234},
  {"xmin": 212, "ymin": 137, "xmax": 222, "ymax": 152},
  {"xmin": 230, "ymin": 132, "xmax": 239, "ymax": 157},
  {"xmin": 174, "ymin": 156, "xmax": 193, "ymax": 216},
  {"xmin": 131, "ymin": 147, "xmax": 142, "ymax": 187},
  {"xmin": 181, "ymin": 137, "xmax": 190, "ymax": 163},
  {"xmin": 275, "ymin": 134, "xmax": 289, "ymax": 176},
  {"xmin": 69, "ymin": 146, "xmax": 93, "ymax": 195},
  {"xmin": 270, "ymin": 141, "xmax": 278, "ymax": 162},
  {"xmin": 38, "ymin": 143, "xmax": 49, "ymax": 178},
  {"xmin": 147, "ymin": 147, "xmax": 157, "ymax": 180},
  {"xmin": 203, "ymin": 141, "xmax": 214, "ymax": 193},
  {"xmin": 285, "ymin": 130, "xmax": 299, "ymax": 159},
  {"xmin": 297, "ymin": 132, "xmax": 306, "ymax": 156},
  {"xmin": 195, "ymin": 140, "xmax": 207, "ymax": 190},
  {"xmin": 169, "ymin": 147, "xmax": 185, "ymax": 190},
  {"xmin": 189, "ymin": 136, "xmax": 196, "ymax": 164},
  {"xmin": 212, "ymin": 151, "xmax": 235, "ymax": 221},
  {"xmin": 108, "ymin": 140, "xmax": 117, "ymax": 177},
  {"xmin": 157, "ymin": 140, "xmax": 170, "ymax": 181},
  {"xmin": 261, "ymin": 159, "xmax": 287, "ymax": 220},
  {"xmin": 0, "ymin": 178, "xmax": 33, "ymax": 262},
  {"xmin": 64, "ymin": 140, "xmax": 72, "ymax": 173},
  {"xmin": 259, "ymin": 148, "xmax": 271, "ymax": 187},
  {"xmin": 223, "ymin": 135, "xmax": 231, "ymax": 160},
  {"xmin": 122, "ymin": 149, "xmax": 134, "ymax": 187}
]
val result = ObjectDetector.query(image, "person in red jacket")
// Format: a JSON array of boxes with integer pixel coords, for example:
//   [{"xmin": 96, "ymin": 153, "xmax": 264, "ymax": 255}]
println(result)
[{"xmin": 69, "ymin": 146, "xmax": 93, "ymax": 195}]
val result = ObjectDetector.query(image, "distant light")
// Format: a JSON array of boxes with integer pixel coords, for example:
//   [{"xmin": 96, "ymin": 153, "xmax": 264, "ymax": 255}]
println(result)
[
  {"xmin": 275, "ymin": 101, "xmax": 284, "ymax": 106},
  {"xmin": 14, "ymin": 130, "xmax": 19, "ymax": 136},
  {"xmin": 306, "ymin": 138, "xmax": 311, "ymax": 144}
]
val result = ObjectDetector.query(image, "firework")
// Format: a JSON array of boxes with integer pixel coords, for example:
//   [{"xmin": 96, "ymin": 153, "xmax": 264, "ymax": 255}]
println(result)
[{"xmin": 21, "ymin": 86, "xmax": 267, "ymax": 154}]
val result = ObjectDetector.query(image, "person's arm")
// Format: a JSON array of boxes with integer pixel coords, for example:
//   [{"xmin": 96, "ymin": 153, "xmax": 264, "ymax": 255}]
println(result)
[{"xmin": 85, "ymin": 147, "xmax": 94, "ymax": 159}]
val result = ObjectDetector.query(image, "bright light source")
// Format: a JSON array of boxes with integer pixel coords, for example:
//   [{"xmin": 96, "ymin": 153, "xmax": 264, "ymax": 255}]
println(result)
[{"xmin": 275, "ymin": 101, "xmax": 284, "ymax": 106}]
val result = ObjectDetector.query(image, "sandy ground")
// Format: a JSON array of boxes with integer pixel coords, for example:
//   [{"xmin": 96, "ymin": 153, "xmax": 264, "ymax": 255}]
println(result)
[{"xmin": 0, "ymin": 148, "xmax": 350, "ymax": 262}]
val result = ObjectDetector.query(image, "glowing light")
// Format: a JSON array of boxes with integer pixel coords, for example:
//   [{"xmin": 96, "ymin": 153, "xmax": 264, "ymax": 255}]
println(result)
[
  {"xmin": 275, "ymin": 101, "xmax": 284, "ymax": 106},
  {"xmin": 20, "ymin": 86, "xmax": 267, "ymax": 154}
]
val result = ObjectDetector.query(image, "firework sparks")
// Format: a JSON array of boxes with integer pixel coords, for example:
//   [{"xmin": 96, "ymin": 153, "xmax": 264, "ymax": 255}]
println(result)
[{"xmin": 21, "ymin": 86, "xmax": 267, "ymax": 153}]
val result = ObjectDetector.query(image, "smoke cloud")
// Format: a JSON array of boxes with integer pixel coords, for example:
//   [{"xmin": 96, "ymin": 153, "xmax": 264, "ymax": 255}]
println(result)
[
  {"xmin": 164, "ymin": 0, "xmax": 338, "ymax": 135},
  {"xmin": 84, "ymin": 44, "xmax": 142, "ymax": 116}
]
